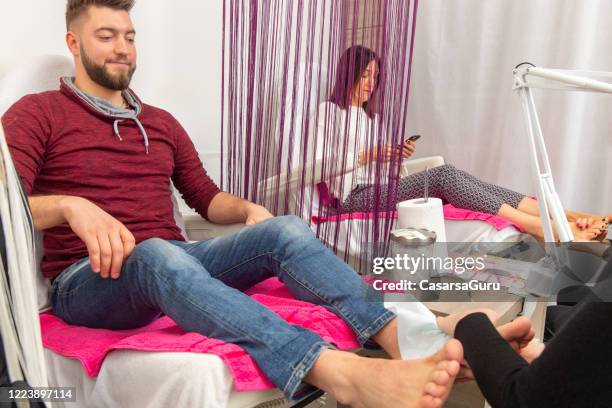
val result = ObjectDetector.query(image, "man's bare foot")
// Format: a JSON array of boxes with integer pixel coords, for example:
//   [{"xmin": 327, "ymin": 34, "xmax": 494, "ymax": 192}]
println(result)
[
  {"xmin": 308, "ymin": 341, "xmax": 463, "ymax": 408},
  {"xmin": 421, "ymin": 346, "xmax": 463, "ymax": 408},
  {"xmin": 436, "ymin": 308, "xmax": 498, "ymax": 337}
]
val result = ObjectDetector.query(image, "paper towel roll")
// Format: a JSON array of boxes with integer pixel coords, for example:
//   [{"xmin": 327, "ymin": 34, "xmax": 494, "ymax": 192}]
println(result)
[{"xmin": 397, "ymin": 197, "xmax": 447, "ymax": 242}]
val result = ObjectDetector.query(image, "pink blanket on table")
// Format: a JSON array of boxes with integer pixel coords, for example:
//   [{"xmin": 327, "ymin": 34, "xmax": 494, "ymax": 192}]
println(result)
[
  {"xmin": 40, "ymin": 277, "xmax": 360, "ymax": 392},
  {"xmin": 311, "ymin": 203, "xmax": 525, "ymax": 232}
]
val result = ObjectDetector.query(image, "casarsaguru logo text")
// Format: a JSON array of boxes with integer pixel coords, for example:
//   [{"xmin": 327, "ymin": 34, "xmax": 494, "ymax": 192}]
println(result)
[{"xmin": 372, "ymin": 279, "xmax": 500, "ymax": 292}]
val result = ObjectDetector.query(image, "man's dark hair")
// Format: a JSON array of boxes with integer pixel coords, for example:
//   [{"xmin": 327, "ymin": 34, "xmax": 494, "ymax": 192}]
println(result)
[{"xmin": 66, "ymin": 0, "xmax": 135, "ymax": 30}]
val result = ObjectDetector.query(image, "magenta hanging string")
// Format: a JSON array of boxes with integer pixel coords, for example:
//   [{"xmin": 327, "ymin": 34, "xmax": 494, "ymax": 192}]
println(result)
[{"xmin": 221, "ymin": 0, "xmax": 419, "ymax": 271}]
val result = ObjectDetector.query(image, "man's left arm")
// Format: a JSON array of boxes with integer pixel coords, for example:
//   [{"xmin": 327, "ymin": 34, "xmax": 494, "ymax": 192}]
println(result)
[
  {"xmin": 206, "ymin": 192, "xmax": 273, "ymax": 225},
  {"xmin": 170, "ymin": 114, "xmax": 272, "ymax": 225}
]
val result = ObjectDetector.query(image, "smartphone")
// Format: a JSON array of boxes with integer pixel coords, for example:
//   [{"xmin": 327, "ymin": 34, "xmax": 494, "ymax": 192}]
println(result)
[{"xmin": 407, "ymin": 134, "xmax": 421, "ymax": 142}]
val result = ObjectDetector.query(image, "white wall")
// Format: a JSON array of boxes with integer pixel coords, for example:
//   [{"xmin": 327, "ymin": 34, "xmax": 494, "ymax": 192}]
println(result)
[
  {"xmin": 2, "ymin": 1, "xmax": 611, "ymax": 215},
  {"xmin": 0, "ymin": 0, "xmax": 223, "ymax": 183},
  {"xmin": 406, "ymin": 0, "xmax": 612, "ymax": 214}
]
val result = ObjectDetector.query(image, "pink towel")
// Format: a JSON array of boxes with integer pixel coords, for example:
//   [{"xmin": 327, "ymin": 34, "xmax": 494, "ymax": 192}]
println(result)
[
  {"xmin": 40, "ymin": 277, "xmax": 360, "ymax": 392},
  {"xmin": 312, "ymin": 204, "xmax": 524, "ymax": 232},
  {"xmin": 442, "ymin": 203, "xmax": 525, "ymax": 231}
]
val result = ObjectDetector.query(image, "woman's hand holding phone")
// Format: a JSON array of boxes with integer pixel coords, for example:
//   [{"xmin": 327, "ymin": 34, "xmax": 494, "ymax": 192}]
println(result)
[
  {"xmin": 357, "ymin": 135, "xmax": 420, "ymax": 164},
  {"xmin": 402, "ymin": 134, "xmax": 420, "ymax": 158}
]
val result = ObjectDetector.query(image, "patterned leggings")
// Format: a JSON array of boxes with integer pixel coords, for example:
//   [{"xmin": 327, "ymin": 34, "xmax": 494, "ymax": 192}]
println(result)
[{"xmin": 341, "ymin": 164, "xmax": 525, "ymax": 214}]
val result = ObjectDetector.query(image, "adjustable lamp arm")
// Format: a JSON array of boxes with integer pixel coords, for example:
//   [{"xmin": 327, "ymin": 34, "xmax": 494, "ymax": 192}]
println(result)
[{"xmin": 512, "ymin": 64, "xmax": 612, "ymax": 244}]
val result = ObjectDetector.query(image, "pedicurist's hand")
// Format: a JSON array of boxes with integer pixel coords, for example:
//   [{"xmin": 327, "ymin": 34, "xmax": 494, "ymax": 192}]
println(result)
[
  {"xmin": 437, "ymin": 308, "xmax": 499, "ymax": 382},
  {"xmin": 456, "ymin": 364, "xmax": 475, "ymax": 382},
  {"xmin": 517, "ymin": 339, "xmax": 545, "ymax": 363},
  {"xmin": 244, "ymin": 203, "xmax": 274, "ymax": 226},
  {"xmin": 62, "ymin": 196, "xmax": 136, "ymax": 279}
]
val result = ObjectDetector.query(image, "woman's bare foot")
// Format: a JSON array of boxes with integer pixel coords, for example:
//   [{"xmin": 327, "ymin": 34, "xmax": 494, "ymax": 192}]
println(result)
[
  {"xmin": 498, "ymin": 205, "xmax": 601, "ymax": 242},
  {"xmin": 566, "ymin": 211, "xmax": 610, "ymax": 230},
  {"xmin": 573, "ymin": 217, "xmax": 597, "ymax": 230},
  {"xmin": 307, "ymin": 341, "xmax": 463, "ymax": 408},
  {"xmin": 516, "ymin": 199, "xmax": 610, "ymax": 232},
  {"xmin": 523, "ymin": 218, "xmax": 602, "ymax": 242},
  {"xmin": 571, "ymin": 217, "xmax": 610, "ymax": 241}
]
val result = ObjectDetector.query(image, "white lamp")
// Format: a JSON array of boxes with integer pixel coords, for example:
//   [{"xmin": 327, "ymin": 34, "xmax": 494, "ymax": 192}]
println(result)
[{"xmin": 513, "ymin": 64, "xmax": 612, "ymax": 246}]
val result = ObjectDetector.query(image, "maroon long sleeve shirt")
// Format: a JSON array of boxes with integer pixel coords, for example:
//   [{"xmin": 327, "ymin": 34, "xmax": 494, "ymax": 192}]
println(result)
[{"xmin": 1, "ymin": 79, "xmax": 221, "ymax": 279}]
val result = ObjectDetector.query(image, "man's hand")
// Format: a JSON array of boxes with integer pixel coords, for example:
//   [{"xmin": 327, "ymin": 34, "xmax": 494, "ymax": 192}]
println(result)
[
  {"xmin": 207, "ymin": 192, "xmax": 274, "ymax": 225},
  {"xmin": 62, "ymin": 196, "xmax": 135, "ymax": 279},
  {"xmin": 245, "ymin": 203, "xmax": 274, "ymax": 225}
]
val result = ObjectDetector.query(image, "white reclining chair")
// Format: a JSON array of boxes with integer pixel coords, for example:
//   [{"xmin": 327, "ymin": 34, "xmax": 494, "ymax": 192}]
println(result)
[{"xmin": 0, "ymin": 54, "xmax": 322, "ymax": 408}]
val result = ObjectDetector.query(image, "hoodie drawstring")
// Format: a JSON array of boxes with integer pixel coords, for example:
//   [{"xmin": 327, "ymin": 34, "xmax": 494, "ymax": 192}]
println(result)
[
  {"xmin": 113, "ymin": 119, "xmax": 124, "ymax": 141},
  {"xmin": 113, "ymin": 118, "xmax": 150, "ymax": 155},
  {"xmin": 134, "ymin": 118, "xmax": 150, "ymax": 155},
  {"xmin": 61, "ymin": 78, "xmax": 150, "ymax": 155}
]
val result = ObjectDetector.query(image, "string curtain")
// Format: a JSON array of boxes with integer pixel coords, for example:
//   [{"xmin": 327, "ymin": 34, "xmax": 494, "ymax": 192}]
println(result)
[{"xmin": 221, "ymin": 0, "xmax": 419, "ymax": 270}]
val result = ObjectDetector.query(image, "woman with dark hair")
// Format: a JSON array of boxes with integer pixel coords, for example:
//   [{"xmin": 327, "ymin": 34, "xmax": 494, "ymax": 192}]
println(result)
[{"xmin": 311, "ymin": 45, "xmax": 610, "ymax": 242}]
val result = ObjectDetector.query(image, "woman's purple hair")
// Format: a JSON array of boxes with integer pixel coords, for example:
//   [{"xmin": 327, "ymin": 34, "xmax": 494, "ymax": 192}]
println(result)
[{"xmin": 328, "ymin": 45, "xmax": 380, "ymax": 118}]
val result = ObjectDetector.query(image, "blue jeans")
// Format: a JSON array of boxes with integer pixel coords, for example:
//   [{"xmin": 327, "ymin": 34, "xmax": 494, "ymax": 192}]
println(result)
[{"xmin": 50, "ymin": 215, "xmax": 395, "ymax": 400}]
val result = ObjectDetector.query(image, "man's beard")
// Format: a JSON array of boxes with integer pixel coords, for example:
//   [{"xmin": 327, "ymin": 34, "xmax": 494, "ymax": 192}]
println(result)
[{"xmin": 80, "ymin": 45, "xmax": 136, "ymax": 91}]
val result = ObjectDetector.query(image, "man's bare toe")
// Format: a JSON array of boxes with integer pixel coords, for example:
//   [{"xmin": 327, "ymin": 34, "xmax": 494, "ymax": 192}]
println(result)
[
  {"xmin": 430, "ymin": 369, "xmax": 450, "ymax": 386},
  {"xmin": 435, "ymin": 338, "xmax": 464, "ymax": 365},
  {"xmin": 421, "ymin": 340, "xmax": 463, "ymax": 407},
  {"xmin": 422, "ymin": 395, "xmax": 443, "ymax": 408},
  {"xmin": 437, "ymin": 308, "xmax": 498, "ymax": 337},
  {"xmin": 424, "ymin": 381, "xmax": 447, "ymax": 398},
  {"xmin": 434, "ymin": 360, "xmax": 460, "ymax": 380}
]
